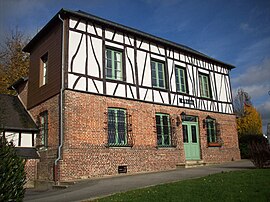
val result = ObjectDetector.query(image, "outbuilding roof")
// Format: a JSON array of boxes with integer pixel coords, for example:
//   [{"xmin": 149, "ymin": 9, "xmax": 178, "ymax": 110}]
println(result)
[
  {"xmin": 0, "ymin": 94, "xmax": 38, "ymax": 132},
  {"xmin": 24, "ymin": 8, "xmax": 235, "ymax": 69}
]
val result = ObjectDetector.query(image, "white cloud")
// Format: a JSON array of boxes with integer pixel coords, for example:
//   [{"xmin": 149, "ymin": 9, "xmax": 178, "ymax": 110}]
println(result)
[
  {"xmin": 257, "ymin": 101, "xmax": 270, "ymax": 134},
  {"xmin": 240, "ymin": 23, "xmax": 253, "ymax": 32}
]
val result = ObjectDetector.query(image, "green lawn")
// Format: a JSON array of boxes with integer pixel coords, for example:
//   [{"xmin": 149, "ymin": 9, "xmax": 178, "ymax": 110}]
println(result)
[{"xmin": 93, "ymin": 169, "xmax": 270, "ymax": 202}]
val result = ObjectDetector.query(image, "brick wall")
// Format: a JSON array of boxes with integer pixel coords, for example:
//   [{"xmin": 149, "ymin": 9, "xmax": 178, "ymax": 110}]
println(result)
[
  {"xmin": 24, "ymin": 159, "xmax": 39, "ymax": 188},
  {"xmin": 29, "ymin": 94, "xmax": 60, "ymax": 181},
  {"xmin": 57, "ymin": 90, "xmax": 240, "ymax": 181}
]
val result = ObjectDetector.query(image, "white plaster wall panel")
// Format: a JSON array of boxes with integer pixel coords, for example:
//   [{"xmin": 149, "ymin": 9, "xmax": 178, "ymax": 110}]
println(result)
[
  {"xmin": 150, "ymin": 44, "xmax": 162, "ymax": 55},
  {"xmin": 198, "ymin": 68, "xmax": 209, "ymax": 75},
  {"xmin": 68, "ymin": 74, "xmax": 77, "ymax": 89},
  {"xmin": 153, "ymin": 90, "xmax": 162, "ymax": 103},
  {"xmin": 105, "ymin": 29, "xmax": 114, "ymax": 40},
  {"xmin": 170, "ymin": 93, "xmax": 177, "ymax": 106},
  {"xmin": 209, "ymin": 72, "xmax": 217, "ymax": 100},
  {"xmin": 174, "ymin": 60, "xmax": 186, "ymax": 67},
  {"xmin": 113, "ymin": 32, "xmax": 124, "ymax": 43},
  {"xmin": 158, "ymin": 46, "xmax": 165, "ymax": 55},
  {"xmin": 95, "ymin": 80, "xmax": 103, "ymax": 94},
  {"xmin": 76, "ymin": 21, "xmax": 87, "ymax": 32},
  {"xmin": 74, "ymin": 77, "xmax": 86, "ymax": 91},
  {"xmin": 167, "ymin": 59, "xmax": 176, "ymax": 91},
  {"xmin": 174, "ymin": 51, "xmax": 180, "ymax": 60},
  {"xmin": 69, "ymin": 18, "xmax": 77, "ymax": 28},
  {"xmin": 87, "ymin": 79, "xmax": 98, "ymax": 94},
  {"xmin": 87, "ymin": 36, "xmax": 103, "ymax": 78},
  {"xmin": 161, "ymin": 91, "xmax": 169, "ymax": 104},
  {"xmin": 137, "ymin": 50, "xmax": 151, "ymax": 87},
  {"xmin": 106, "ymin": 82, "xmax": 118, "ymax": 96},
  {"xmin": 151, "ymin": 54, "xmax": 165, "ymax": 62},
  {"xmin": 216, "ymin": 73, "xmax": 227, "ymax": 102},
  {"xmin": 167, "ymin": 49, "xmax": 174, "ymax": 58},
  {"xmin": 138, "ymin": 40, "xmax": 150, "ymax": 51},
  {"xmin": 86, "ymin": 23, "xmax": 101, "ymax": 36},
  {"xmin": 124, "ymin": 35, "xmax": 134, "ymax": 46},
  {"xmin": 180, "ymin": 53, "xmax": 185, "ymax": 62},
  {"xmin": 95, "ymin": 26, "xmax": 103, "ymax": 37},
  {"xmin": 21, "ymin": 133, "xmax": 35, "ymax": 147},
  {"xmin": 114, "ymin": 84, "xmax": 126, "ymax": 97},
  {"xmin": 69, "ymin": 31, "xmax": 86, "ymax": 74},
  {"xmin": 69, "ymin": 31, "xmax": 82, "ymax": 72},
  {"xmin": 105, "ymin": 41, "xmax": 124, "ymax": 50},
  {"xmin": 140, "ymin": 88, "xmax": 153, "ymax": 102},
  {"xmin": 125, "ymin": 47, "xmax": 135, "ymax": 84},
  {"xmin": 127, "ymin": 85, "xmax": 136, "ymax": 99}
]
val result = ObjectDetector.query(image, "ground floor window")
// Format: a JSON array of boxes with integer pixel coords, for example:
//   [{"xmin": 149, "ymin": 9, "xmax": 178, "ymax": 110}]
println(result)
[
  {"xmin": 205, "ymin": 117, "xmax": 217, "ymax": 143},
  {"xmin": 156, "ymin": 113, "xmax": 171, "ymax": 146},
  {"xmin": 108, "ymin": 108, "xmax": 127, "ymax": 146},
  {"xmin": 40, "ymin": 111, "xmax": 48, "ymax": 147}
]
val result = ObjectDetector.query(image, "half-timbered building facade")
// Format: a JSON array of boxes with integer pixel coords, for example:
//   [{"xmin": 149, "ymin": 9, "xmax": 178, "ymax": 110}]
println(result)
[{"xmin": 23, "ymin": 9, "xmax": 240, "ymax": 183}]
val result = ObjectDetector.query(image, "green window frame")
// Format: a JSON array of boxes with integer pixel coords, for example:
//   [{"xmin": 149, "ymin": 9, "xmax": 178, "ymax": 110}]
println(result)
[
  {"xmin": 151, "ymin": 60, "xmax": 166, "ymax": 89},
  {"xmin": 40, "ymin": 111, "xmax": 48, "ymax": 147},
  {"xmin": 175, "ymin": 66, "xmax": 187, "ymax": 93},
  {"xmin": 206, "ymin": 118, "xmax": 217, "ymax": 143},
  {"xmin": 156, "ymin": 113, "xmax": 171, "ymax": 146},
  {"xmin": 108, "ymin": 108, "xmax": 127, "ymax": 146},
  {"xmin": 106, "ymin": 48, "xmax": 123, "ymax": 80},
  {"xmin": 199, "ymin": 73, "xmax": 211, "ymax": 98}
]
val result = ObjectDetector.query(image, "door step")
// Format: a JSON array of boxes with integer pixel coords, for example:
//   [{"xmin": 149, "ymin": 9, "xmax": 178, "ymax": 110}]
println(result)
[{"xmin": 177, "ymin": 160, "xmax": 205, "ymax": 168}]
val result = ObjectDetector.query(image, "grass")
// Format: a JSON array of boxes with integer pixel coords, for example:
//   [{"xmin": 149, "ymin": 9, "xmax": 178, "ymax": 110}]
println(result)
[{"xmin": 93, "ymin": 169, "xmax": 270, "ymax": 202}]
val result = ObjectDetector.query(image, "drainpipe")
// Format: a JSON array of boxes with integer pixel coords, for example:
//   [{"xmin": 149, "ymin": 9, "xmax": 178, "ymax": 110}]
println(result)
[{"xmin": 54, "ymin": 13, "xmax": 65, "ymax": 185}]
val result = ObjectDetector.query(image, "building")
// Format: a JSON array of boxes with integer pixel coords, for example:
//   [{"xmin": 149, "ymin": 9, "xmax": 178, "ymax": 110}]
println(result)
[
  {"xmin": 22, "ymin": 9, "xmax": 240, "ymax": 184},
  {"xmin": 0, "ymin": 93, "xmax": 39, "ymax": 187}
]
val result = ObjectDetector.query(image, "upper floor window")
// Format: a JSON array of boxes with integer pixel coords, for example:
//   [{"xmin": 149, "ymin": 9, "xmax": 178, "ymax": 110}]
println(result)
[
  {"xmin": 151, "ymin": 60, "xmax": 166, "ymax": 89},
  {"xmin": 40, "ymin": 111, "xmax": 48, "ymax": 147},
  {"xmin": 199, "ymin": 73, "xmax": 211, "ymax": 98},
  {"xmin": 108, "ymin": 108, "xmax": 127, "ymax": 146},
  {"xmin": 106, "ymin": 48, "xmax": 123, "ymax": 80},
  {"xmin": 156, "ymin": 113, "xmax": 171, "ymax": 146},
  {"xmin": 40, "ymin": 53, "xmax": 48, "ymax": 86},
  {"xmin": 175, "ymin": 66, "xmax": 188, "ymax": 93}
]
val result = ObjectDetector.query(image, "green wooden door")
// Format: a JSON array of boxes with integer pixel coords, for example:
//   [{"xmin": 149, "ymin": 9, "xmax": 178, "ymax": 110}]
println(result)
[{"xmin": 182, "ymin": 121, "xmax": 201, "ymax": 160}]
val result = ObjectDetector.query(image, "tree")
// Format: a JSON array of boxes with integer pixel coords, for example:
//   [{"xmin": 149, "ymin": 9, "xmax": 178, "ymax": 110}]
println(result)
[
  {"xmin": 233, "ymin": 89, "xmax": 252, "ymax": 118},
  {"xmin": 0, "ymin": 135, "xmax": 26, "ymax": 201},
  {"xmin": 233, "ymin": 89, "xmax": 263, "ymax": 137},
  {"xmin": 237, "ymin": 104, "xmax": 263, "ymax": 137},
  {"xmin": 0, "ymin": 29, "xmax": 29, "ymax": 94}
]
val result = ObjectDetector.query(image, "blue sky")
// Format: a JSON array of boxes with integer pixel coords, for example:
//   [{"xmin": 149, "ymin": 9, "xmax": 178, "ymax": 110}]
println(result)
[{"xmin": 0, "ymin": 0, "xmax": 269, "ymax": 133}]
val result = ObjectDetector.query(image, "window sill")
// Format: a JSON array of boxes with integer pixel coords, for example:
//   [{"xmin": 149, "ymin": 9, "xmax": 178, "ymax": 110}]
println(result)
[
  {"xmin": 208, "ymin": 142, "xmax": 222, "ymax": 147},
  {"xmin": 156, "ymin": 145, "xmax": 176, "ymax": 149},
  {"xmin": 105, "ymin": 144, "xmax": 133, "ymax": 148}
]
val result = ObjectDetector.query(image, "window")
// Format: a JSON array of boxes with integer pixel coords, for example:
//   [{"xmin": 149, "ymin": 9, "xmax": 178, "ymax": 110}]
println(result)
[
  {"xmin": 156, "ymin": 113, "xmax": 171, "ymax": 146},
  {"xmin": 40, "ymin": 111, "xmax": 48, "ymax": 147},
  {"xmin": 199, "ymin": 73, "xmax": 211, "ymax": 98},
  {"xmin": 40, "ymin": 53, "xmax": 48, "ymax": 86},
  {"xmin": 175, "ymin": 66, "xmax": 187, "ymax": 93},
  {"xmin": 106, "ymin": 48, "xmax": 123, "ymax": 80},
  {"xmin": 108, "ymin": 108, "xmax": 127, "ymax": 146},
  {"xmin": 205, "ymin": 118, "xmax": 217, "ymax": 143},
  {"xmin": 151, "ymin": 60, "xmax": 166, "ymax": 89}
]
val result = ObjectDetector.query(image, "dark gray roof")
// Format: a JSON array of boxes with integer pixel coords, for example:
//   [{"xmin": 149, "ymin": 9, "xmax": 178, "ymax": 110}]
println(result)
[
  {"xmin": 15, "ymin": 147, "xmax": 40, "ymax": 159},
  {"xmin": 0, "ymin": 94, "xmax": 38, "ymax": 132},
  {"xmin": 24, "ymin": 8, "xmax": 235, "ymax": 69}
]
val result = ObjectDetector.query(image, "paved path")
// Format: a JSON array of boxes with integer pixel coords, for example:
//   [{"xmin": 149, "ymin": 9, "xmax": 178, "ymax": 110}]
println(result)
[{"xmin": 24, "ymin": 160, "xmax": 254, "ymax": 202}]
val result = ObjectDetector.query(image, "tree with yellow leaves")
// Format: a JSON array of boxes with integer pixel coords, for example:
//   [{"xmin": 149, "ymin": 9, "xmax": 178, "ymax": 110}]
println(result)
[
  {"xmin": 237, "ymin": 104, "xmax": 263, "ymax": 137},
  {"xmin": 0, "ymin": 29, "xmax": 29, "ymax": 94},
  {"xmin": 234, "ymin": 89, "xmax": 263, "ymax": 137}
]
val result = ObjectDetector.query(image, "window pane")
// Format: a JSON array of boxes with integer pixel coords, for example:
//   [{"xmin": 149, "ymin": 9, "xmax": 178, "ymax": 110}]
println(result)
[
  {"xmin": 156, "ymin": 115, "xmax": 161, "ymax": 125},
  {"xmin": 106, "ymin": 49, "xmax": 122, "ymax": 80},
  {"xmin": 182, "ymin": 125, "xmax": 188, "ymax": 143},
  {"xmin": 164, "ymin": 135, "xmax": 169, "ymax": 145},
  {"xmin": 191, "ymin": 125, "xmax": 197, "ymax": 143},
  {"xmin": 108, "ymin": 110, "xmax": 116, "ymax": 144}
]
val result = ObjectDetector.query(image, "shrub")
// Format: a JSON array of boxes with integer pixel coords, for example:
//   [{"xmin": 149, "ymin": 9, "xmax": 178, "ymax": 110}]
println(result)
[
  {"xmin": 0, "ymin": 136, "xmax": 26, "ymax": 201},
  {"xmin": 238, "ymin": 135, "xmax": 265, "ymax": 159},
  {"xmin": 248, "ymin": 138, "xmax": 270, "ymax": 168}
]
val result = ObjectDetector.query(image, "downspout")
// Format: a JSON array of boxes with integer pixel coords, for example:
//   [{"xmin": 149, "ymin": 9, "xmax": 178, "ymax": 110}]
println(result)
[{"xmin": 54, "ymin": 13, "xmax": 65, "ymax": 185}]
